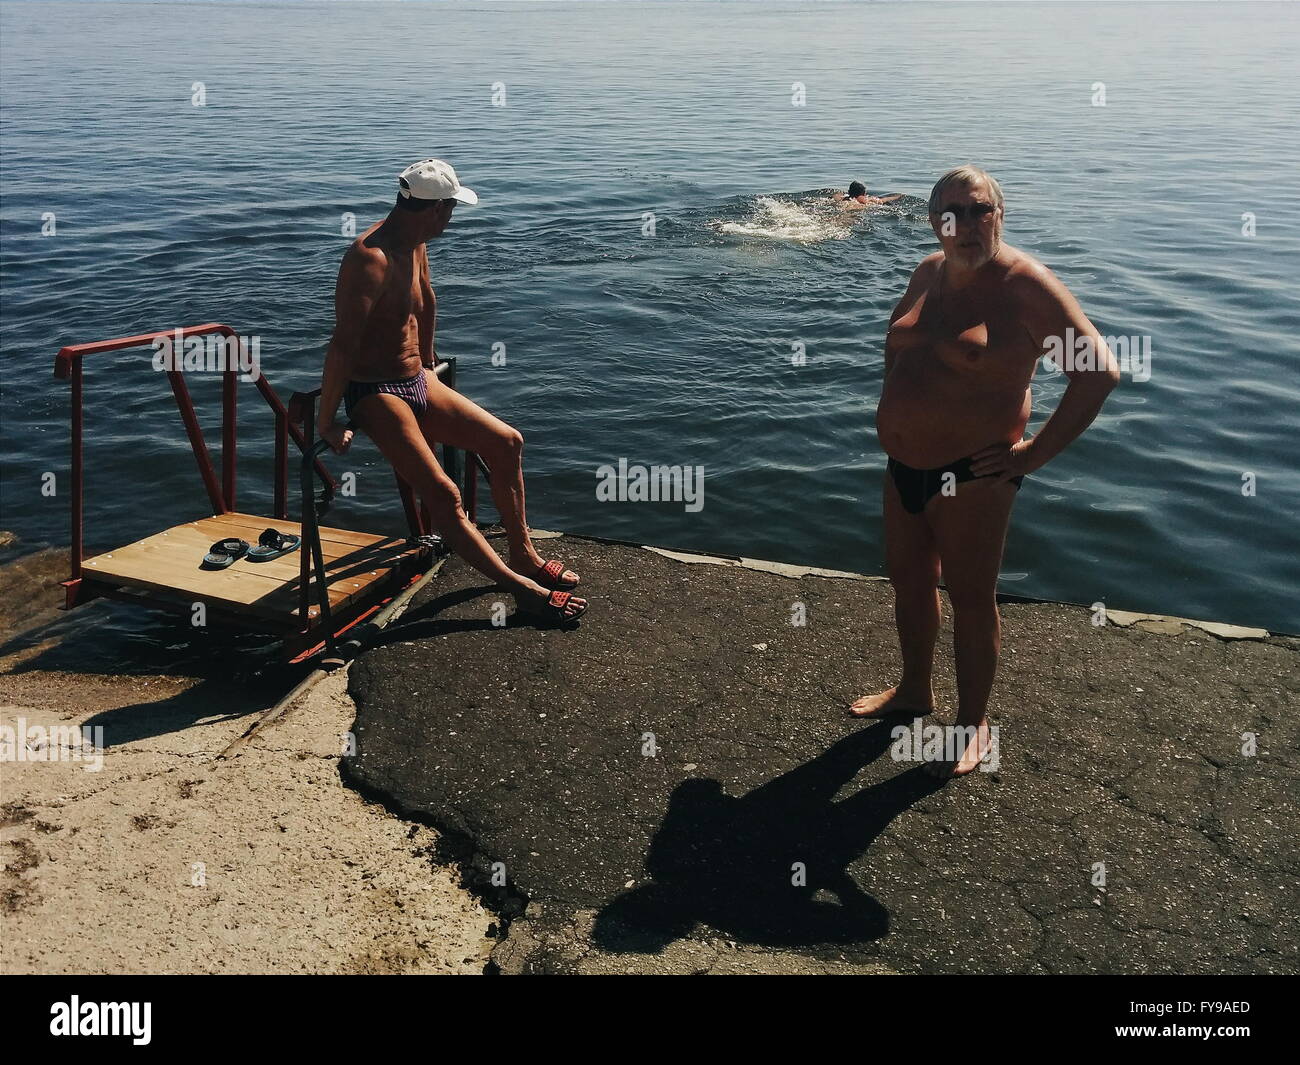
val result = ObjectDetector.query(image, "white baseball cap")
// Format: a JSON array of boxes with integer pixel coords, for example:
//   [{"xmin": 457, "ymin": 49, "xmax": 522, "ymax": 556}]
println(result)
[{"xmin": 397, "ymin": 158, "xmax": 478, "ymax": 205}]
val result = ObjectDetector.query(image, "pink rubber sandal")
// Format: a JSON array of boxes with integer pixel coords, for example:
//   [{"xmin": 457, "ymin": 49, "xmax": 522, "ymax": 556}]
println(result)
[{"xmin": 533, "ymin": 559, "xmax": 580, "ymax": 589}]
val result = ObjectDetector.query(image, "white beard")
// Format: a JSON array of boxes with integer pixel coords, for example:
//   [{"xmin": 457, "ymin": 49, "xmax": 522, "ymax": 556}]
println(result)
[{"xmin": 949, "ymin": 235, "xmax": 1000, "ymax": 270}]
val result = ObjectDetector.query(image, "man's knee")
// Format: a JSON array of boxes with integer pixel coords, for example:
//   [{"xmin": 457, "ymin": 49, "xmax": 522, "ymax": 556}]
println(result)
[
  {"xmin": 496, "ymin": 425, "xmax": 523, "ymax": 460},
  {"xmin": 891, "ymin": 575, "xmax": 939, "ymax": 605},
  {"xmin": 945, "ymin": 583, "xmax": 998, "ymax": 617},
  {"xmin": 888, "ymin": 554, "xmax": 939, "ymax": 595},
  {"xmin": 419, "ymin": 478, "xmax": 465, "ymax": 524}
]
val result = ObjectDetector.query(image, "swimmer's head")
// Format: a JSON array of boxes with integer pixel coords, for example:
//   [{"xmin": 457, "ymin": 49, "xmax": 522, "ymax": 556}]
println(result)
[
  {"xmin": 847, "ymin": 180, "xmax": 867, "ymax": 200},
  {"xmin": 928, "ymin": 164, "xmax": 1004, "ymax": 269}
]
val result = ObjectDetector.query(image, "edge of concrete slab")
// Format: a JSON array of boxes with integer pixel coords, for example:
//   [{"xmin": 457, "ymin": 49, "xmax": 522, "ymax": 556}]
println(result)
[{"xmin": 528, "ymin": 529, "xmax": 1284, "ymax": 642}]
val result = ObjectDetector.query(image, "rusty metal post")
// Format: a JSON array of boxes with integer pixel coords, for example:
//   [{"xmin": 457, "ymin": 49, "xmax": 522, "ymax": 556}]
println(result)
[
  {"xmin": 274, "ymin": 408, "xmax": 288, "ymax": 520},
  {"xmin": 66, "ymin": 357, "xmax": 84, "ymax": 603},
  {"xmin": 166, "ymin": 370, "xmax": 226, "ymax": 514},
  {"xmin": 221, "ymin": 356, "xmax": 238, "ymax": 511}
]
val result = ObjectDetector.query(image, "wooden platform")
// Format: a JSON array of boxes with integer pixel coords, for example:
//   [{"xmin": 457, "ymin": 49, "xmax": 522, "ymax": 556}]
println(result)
[{"xmin": 82, "ymin": 512, "xmax": 425, "ymax": 624}]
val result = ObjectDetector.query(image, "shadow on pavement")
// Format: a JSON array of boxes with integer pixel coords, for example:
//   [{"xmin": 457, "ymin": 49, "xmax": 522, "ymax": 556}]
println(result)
[{"xmin": 594, "ymin": 721, "xmax": 944, "ymax": 952}]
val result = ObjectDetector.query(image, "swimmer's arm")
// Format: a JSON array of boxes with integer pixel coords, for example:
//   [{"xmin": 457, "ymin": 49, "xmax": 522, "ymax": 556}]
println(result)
[
  {"xmin": 883, "ymin": 254, "xmax": 941, "ymax": 376},
  {"xmin": 418, "ymin": 247, "xmax": 437, "ymax": 367},
  {"xmin": 873, "ymin": 194, "xmax": 903, "ymax": 204},
  {"xmin": 319, "ymin": 247, "xmax": 385, "ymax": 434},
  {"xmin": 1010, "ymin": 264, "xmax": 1120, "ymax": 471}
]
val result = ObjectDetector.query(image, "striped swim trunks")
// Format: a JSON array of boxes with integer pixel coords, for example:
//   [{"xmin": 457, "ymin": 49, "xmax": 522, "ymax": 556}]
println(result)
[{"xmin": 343, "ymin": 370, "xmax": 429, "ymax": 419}]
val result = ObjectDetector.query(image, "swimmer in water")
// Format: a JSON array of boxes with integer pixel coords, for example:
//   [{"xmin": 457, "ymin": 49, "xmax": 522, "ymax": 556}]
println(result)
[{"xmin": 835, "ymin": 180, "xmax": 904, "ymax": 210}]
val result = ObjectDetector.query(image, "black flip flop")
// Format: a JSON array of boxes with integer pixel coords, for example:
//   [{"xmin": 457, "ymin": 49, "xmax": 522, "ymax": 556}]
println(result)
[
  {"xmin": 248, "ymin": 528, "xmax": 301, "ymax": 562},
  {"xmin": 202, "ymin": 538, "xmax": 249, "ymax": 569}
]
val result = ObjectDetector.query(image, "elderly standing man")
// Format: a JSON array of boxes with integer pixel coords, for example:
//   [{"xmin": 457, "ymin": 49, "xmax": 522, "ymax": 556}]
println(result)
[{"xmin": 851, "ymin": 165, "xmax": 1119, "ymax": 775}]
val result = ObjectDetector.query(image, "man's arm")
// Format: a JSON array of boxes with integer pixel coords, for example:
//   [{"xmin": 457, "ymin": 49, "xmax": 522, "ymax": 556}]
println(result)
[
  {"xmin": 418, "ymin": 247, "xmax": 437, "ymax": 368},
  {"xmin": 973, "ymin": 261, "xmax": 1120, "ymax": 480},
  {"xmin": 318, "ymin": 245, "xmax": 386, "ymax": 452}
]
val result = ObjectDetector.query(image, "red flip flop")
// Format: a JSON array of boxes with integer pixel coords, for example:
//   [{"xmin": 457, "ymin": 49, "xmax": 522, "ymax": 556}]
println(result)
[
  {"xmin": 518, "ymin": 589, "xmax": 587, "ymax": 624},
  {"xmin": 533, "ymin": 559, "xmax": 579, "ymax": 589}
]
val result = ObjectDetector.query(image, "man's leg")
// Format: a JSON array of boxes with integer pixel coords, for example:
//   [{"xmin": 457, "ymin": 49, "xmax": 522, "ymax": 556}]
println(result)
[
  {"xmin": 417, "ymin": 371, "xmax": 574, "ymax": 584},
  {"xmin": 924, "ymin": 477, "xmax": 1018, "ymax": 775},
  {"xmin": 352, "ymin": 393, "xmax": 584, "ymax": 617},
  {"xmin": 850, "ymin": 475, "xmax": 941, "ymax": 717}
]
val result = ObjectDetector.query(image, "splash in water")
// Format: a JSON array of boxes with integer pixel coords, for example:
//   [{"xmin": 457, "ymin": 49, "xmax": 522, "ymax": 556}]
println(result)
[
  {"xmin": 711, "ymin": 195, "xmax": 850, "ymax": 243},
  {"xmin": 710, "ymin": 192, "xmax": 913, "ymax": 244}
]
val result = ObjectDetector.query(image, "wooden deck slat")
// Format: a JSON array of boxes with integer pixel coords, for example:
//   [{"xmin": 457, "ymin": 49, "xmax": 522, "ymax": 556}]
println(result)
[
  {"xmin": 210, "ymin": 511, "xmax": 395, "ymax": 550},
  {"xmin": 124, "ymin": 523, "xmax": 387, "ymax": 594},
  {"xmin": 190, "ymin": 516, "xmax": 357, "ymax": 563},
  {"xmin": 83, "ymin": 513, "xmax": 422, "ymax": 624},
  {"xmin": 85, "ymin": 533, "xmax": 351, "ymax": 620},
  {"xmin": 183, "ymin": 518, "xmax": 410, "ymax": 580}
]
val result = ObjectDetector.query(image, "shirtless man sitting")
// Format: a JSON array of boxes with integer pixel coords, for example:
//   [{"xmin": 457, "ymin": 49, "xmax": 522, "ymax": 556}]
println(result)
[
  {"xmin": 317, "ymin": 159, "xmax": 587, "ymax": 623},
  {"xmin": 852, "ymin": 165, "xmax": 1118, "ymax": 775}
]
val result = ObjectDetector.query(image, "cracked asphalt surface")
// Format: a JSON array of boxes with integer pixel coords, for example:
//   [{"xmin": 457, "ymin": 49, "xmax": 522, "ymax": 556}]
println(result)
[{"xmin": 345, "ymin": 536, "xmax": 1299, "ymax": 974}]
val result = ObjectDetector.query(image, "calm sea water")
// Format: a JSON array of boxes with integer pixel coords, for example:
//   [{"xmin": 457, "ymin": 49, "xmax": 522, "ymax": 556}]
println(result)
[{"xmin": 2, "ymin": 0, "xmax": 1298, "ymax": 653}]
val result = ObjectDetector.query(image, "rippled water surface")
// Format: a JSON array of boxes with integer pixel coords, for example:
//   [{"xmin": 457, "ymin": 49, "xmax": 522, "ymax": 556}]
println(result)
[{"xmin": 2, "ymin": 0, "xmax": 1298, "ymax": 646}]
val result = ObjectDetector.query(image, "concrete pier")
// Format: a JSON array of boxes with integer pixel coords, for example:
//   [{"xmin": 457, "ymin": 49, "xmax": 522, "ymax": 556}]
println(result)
[{"xmin": 345, "ymin": 532, "xmax": 1299, "ymax": 975}]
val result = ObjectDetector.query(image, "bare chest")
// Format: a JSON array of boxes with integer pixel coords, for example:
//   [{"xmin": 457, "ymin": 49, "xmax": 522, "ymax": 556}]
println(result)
[
  {"xmin": 887, "ymin": 286, "xmax": 1030, "ymax": 376},
  {"xmin": 376, "ymin": 259, "xmax": 425, "ymax": 320}
]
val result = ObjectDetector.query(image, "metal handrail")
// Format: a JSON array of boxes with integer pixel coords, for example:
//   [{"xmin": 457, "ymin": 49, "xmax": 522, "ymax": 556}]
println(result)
[
  {"xmin": 49, "ymin": 325, "xmax": 486, "ymax": 663},
  {"xmin": 52, "ymin": 323, "xmax": 333, "ymax": 609},
  {"xmin": 301, "ymin": 431, "xmax": 344, "ymax": 661}
]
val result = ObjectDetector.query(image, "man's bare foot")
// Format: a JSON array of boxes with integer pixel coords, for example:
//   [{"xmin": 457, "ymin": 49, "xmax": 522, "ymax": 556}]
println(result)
[
  {"xmin": 923, "ymin": 718, "xmax": 992, "ymax": 778},
  {"xmin": 849, "ymin": 685, "xmax": 934, "ymax": 718}
]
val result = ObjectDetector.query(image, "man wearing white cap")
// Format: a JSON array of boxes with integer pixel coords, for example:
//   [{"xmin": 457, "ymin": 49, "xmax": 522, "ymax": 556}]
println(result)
[{"xmin": 317, "ymin": 158, "xmax": 587, "ymax": 623}]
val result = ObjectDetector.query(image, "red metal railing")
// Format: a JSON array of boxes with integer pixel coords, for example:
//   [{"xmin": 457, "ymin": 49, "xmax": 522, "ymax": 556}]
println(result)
[
  {"xmin": 53, "ymin": 323, "xmax": 333, "ymax": 609},
  {"xmin": 53, "ymin": 325, "xmax": 490, "ymax": 653}
]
